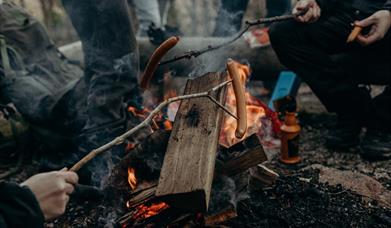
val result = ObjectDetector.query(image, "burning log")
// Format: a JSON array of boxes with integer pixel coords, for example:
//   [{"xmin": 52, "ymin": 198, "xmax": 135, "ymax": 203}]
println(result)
[
  {"xmin": 156, "ymin": 72, "xmax": 228, "ymax": 212},
  {"xmin": 126, "ymin": 184, "xmax": 157, "ymax": 209},
  {"xmin": 205, "ymin": 206, "xmax": 238, "ymax": 226}
]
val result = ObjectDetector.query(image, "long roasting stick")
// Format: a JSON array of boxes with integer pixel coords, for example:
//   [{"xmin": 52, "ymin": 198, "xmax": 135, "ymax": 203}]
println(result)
[
  {"xmin": 69, "ymin": 80, "xmax": 232, "ymax": 172},
  {"xmin": 159, "ymin": 13, "xmax": 300, "ymax": 66}
]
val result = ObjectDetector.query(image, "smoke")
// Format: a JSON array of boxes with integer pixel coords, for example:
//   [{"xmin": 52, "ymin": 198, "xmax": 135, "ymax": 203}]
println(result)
[{"xmin": 209, "ymin": 175, "xmax": 250, "ymax": 213}]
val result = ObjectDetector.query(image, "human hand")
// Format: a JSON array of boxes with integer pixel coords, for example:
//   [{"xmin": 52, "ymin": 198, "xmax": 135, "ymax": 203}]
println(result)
[
  {"xmin": 293, "ymin": 0, "xmax": 321, "ymax": 23},
  {"xmin": 355, "ymin": 10, "xmax": 391, "ymax": 46},
  {"xmin": 21, "ymin": 168, "xmax": 78, "ymax": 220}
]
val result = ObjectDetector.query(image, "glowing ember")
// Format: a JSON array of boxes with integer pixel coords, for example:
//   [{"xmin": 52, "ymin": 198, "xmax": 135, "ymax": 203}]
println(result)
[
  {"xmin": 127, "ymin": 167, "xmax": 137, "ymax": 190},
  {"xmin": 125, "ymin": 143, "xmax": 136, "ymax": 152},
  {"xmin": 220, "ymin": 61, "xmax": 267, "ymax": 147},
  {"xmin": 127, "ymin": 105, "xmax": 173, "ymax": 131},
  {"xmin": 131, "ymin": 202, "xmax": 169, "ymax": 221}
]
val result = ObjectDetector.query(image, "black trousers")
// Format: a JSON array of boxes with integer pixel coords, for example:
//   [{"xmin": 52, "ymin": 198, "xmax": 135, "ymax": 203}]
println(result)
[
  {"xmin": 59, "ymin": 0, "xmax": 139, "ymax": 184},
  {"xmin": 270, "ymin": 3, "xmax": 391, "ymax": 129},
  {"xmin": 61, "ymin": 0, "xmax": 139, "ymax": 132}
]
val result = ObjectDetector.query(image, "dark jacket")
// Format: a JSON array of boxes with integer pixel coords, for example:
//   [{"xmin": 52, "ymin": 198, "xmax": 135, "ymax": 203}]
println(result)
[
  {"xmin": 0, "ymin": 181, "xmax": 44, "ymax": 228},
  {"xmin": 317, "ymin": 0, "xmax": 391, "ymax": 14}
]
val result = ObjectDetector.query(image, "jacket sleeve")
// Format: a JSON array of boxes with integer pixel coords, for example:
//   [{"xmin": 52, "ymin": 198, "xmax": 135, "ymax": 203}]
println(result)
[
  {"xmin": 315, "ymin": 0, "xmax": 338, "ymax": 14},
  {"xmin": 0, "ymin": 181, "xmax": 44, "ymax": 228},
  {"xmin": 384, "ymin": 0, "xmax": 391, "ymax": 11}
]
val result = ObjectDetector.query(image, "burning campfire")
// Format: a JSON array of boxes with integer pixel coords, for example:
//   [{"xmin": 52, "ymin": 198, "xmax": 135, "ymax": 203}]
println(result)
[{"xmin": 117, "ymin": 59, "xmax": 280, "ymax": 227}]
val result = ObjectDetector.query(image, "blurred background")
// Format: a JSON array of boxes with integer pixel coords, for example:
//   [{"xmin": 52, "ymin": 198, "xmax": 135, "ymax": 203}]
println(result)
[{"xmin": 9, "ymin": 0, "xmax": 287, "ymax": 46}]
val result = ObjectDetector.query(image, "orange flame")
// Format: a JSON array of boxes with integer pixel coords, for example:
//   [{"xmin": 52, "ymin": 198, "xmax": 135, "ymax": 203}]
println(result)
[
  {"xmin": 127, "ymin": 106, "xmax": 173, "ymax": 131},
  {"xmin": 220, "ymin": 61, "xmax": 266, "ymax": 147},
  {"xmin": 132, "ymin": 202, "xmax": 169, "ymax": 221},
  {"xmin": 127, "ymin": 167, "xmax": 137, "ymax": 190}
]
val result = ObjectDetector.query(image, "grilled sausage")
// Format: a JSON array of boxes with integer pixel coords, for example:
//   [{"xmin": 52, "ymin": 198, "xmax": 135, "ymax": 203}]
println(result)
[
  {"xmin": 140, "ymin": 36, "xmax": 180, "ymax": 90},
  {"xmin": 346, "ymin": 26, "xmax": 362, "ymax": 43},
  {"xmin": 227, "ymin": 59, "xmax": 247, "ymax": 139}
]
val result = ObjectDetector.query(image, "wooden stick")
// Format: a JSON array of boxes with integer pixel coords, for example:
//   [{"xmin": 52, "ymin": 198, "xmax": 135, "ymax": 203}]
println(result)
[{"xmin": 69, "ymin": 80, "xmax": 232, "ymax": 172}]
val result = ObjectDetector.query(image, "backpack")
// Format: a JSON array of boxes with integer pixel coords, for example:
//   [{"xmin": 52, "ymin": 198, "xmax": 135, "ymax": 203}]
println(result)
[{"xmin": 0, "ymin": 2, "xmax": 84, "ymax": 152}]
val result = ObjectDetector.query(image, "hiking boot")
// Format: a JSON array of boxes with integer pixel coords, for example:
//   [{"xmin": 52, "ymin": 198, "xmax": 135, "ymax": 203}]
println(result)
[
  {"xmin": 360, "ymin": 130, "xmax": 391, "ymax": 161},
  {"xmin": 326, "ymin": 116, "xmax": 362, "ymax": 150}
]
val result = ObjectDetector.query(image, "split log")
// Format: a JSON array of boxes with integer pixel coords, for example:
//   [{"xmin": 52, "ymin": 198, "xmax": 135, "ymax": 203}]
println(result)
[
  {"xmin": 155, "ymin": 72, "xmax": 228, "ymax": 212},
  {"xmin": 216, "ymin": 134, "xmax": 268, "ymax": 177}
]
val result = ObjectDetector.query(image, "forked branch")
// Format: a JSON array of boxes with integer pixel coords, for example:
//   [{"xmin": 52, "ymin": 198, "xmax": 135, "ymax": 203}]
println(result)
[{"xmin": 69, "ymin": 80, "xmax": 233, "ymax": 172}]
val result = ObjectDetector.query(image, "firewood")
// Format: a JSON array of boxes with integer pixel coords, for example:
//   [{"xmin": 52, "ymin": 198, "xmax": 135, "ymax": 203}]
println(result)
[
  {"xmin": 216, "ymin": 134, "xmax": 268, "ymax": 177},
  {"xmin": 249, "ymin": 164, "xmax": 279, "ymax": 189},
  {"xmin": 126, "ymin": 186, "xmax": 157, "ymax": 209},
  {"xmin": 156, "ymin": 72, "xmax": 228, "ymax": 212},
  {"xmin": 205, "ymin": 206, "xmax": 237, "ymax": 226}
]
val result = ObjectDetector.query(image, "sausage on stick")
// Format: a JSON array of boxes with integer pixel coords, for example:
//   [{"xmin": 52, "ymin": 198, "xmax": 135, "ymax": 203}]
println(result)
[
  {"xmin": 140, "ymin": 36, "xmax": 180, "ymax": 90},
  {"xmin": 226, "ymin": 59, "xmax": 247, "ymax": 139},
  {"xmin": 346, "ymin": 25, "xmax": 363, "ymax": 43}
]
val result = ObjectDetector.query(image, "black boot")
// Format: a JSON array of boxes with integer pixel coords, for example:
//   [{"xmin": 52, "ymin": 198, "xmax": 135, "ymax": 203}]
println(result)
[
  {"xmin": 326, "ymin": 115, "xmax": 362, "ymax": 150},
  {"xmin": 360, "ymin": 130, "xmax": 391, "ymax": 161}
]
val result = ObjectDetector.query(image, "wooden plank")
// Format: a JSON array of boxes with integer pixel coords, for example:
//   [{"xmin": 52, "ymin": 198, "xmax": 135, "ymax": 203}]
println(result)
[{"xmin": 156, "ymin": 72, "xmax": 227, "ymax": 212}]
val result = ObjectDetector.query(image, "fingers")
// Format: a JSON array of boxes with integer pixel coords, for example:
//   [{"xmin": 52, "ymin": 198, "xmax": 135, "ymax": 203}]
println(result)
[
  {"xmin": 356, "ymin": 33, "xmax": 380, "ymax": 46},
  {"xmin": 64, "ymin": 183, "xmax": 75, "ymax": 195},
  {"xmin": 355, "ymin": 16, "xmax": 375, "ymax": 28},
  {"xmin": 312, "ymin": 6, "xmax": 321, "ymax": 21},
  {"xmin": 61, "ymin": 171, "xmax": 79, "ymax": 185},
  {"xmin": 293, "ymin": 0, "xmax": 320, "ymax": 23}
]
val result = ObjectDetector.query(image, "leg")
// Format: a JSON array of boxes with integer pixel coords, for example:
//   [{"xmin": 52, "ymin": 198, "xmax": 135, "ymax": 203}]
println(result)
[
  {"xmin": 62, "ymin": 0, "xmax": 140, "ymax": 185},
  {"xmin": 62, "ymin": 0, "xmax": 139, "ymax": 130},
  {"xmin": 269, "ymin": 6, "xmax": 373, "ymax": 121},
  {"xmin": 269, "ymin": 6, "xmax": 369, "ymax": 149}
]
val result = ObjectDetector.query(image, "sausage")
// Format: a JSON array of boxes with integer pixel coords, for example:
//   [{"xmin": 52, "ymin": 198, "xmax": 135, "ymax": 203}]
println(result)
[
  {"xmin": 346, "ymin": 26, "xmax": 362, "ymax": 43},
  {"xmin": 226, "ymin": 59, "xmax": 247, "ymax": 139},
  {"xmin": 140, "ymin": 36, "xmax": 180, "ymax": 90}
]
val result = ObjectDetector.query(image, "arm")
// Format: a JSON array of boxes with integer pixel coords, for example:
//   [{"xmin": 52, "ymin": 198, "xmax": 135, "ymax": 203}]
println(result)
[
  {"xmin": 0, "ymin": 169, "xmax": 78, "ymax": 227},
  {"xmin": 0, "ymin": 182, "xmax": 44, "ymax": 228},
  {"xmin": 21, "ymin": 169, "xmax": 78, "ymax": 220}
]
